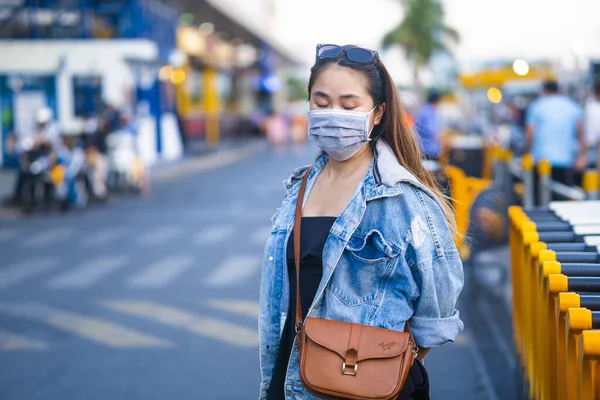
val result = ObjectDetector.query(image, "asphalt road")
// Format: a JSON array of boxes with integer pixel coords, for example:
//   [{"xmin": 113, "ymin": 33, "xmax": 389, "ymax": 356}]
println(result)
[{"xmin": 0, "ymin": 141, "xmax": 512, "ymax": 400}]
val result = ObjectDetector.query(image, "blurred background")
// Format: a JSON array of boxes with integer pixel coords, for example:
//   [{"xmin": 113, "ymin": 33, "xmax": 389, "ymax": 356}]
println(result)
[{"xmin": 0, "ymin": 1, "xmax": 599, "ymax": 399}]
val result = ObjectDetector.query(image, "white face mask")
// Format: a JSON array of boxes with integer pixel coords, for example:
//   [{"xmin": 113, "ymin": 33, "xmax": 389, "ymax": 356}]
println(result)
[{"xmin": 307, "ymin": 106, "xmax": 377, "ymax": 161}]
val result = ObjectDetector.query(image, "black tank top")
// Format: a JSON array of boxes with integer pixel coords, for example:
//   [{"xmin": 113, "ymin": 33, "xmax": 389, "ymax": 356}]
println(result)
[{"xmin": 266, "ymin": 216, "xmax": 336, "ymax": 400}]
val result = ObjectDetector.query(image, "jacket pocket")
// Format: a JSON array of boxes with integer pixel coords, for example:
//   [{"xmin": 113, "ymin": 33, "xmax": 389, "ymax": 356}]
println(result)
[{"xmin": 328, "ymin": 230, "xmax": 399, "ymax": 306}]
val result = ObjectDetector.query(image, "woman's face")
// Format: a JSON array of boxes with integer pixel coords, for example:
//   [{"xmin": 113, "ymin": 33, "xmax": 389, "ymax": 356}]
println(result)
[{"xmin": 309, "ymin": 65, "xmax": 384, "ymax": 127}]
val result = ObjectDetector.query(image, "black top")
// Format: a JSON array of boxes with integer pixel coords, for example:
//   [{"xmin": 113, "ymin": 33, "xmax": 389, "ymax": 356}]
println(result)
[{"xmin": 266, "ymin": 216, "xmax": 336, "ymax": 400}]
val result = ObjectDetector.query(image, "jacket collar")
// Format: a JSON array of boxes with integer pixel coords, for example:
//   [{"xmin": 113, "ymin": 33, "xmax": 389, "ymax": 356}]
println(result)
[{"xmin": 285, "ymin": 139, "xmax": 441, "ymax": 206}]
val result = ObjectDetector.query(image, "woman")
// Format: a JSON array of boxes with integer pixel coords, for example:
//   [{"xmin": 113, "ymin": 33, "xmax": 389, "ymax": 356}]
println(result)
[{"xmin": 259, "ymin": 44, "xmax": 464, "ymax": 400}]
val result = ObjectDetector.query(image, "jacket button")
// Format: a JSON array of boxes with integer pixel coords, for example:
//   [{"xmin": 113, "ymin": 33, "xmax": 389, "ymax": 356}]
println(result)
[{"xmin": 269, "ymin": 256, "xmax": 274, "ymax": 261}]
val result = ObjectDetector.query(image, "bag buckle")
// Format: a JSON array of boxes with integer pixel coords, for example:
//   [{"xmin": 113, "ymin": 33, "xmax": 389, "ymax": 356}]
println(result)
[{"xmin": 342, "ymin": 362, "xmax": 358, "ymax": 376}]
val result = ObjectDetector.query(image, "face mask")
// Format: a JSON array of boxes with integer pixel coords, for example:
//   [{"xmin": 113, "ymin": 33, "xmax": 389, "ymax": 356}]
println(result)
[{"xmin": 308, "ymin": 107, "xmax": 377, "ymax": 161}]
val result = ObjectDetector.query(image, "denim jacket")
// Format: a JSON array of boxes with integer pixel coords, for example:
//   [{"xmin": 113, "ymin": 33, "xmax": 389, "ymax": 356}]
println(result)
[{"xmin": 258, "ymin": 139, "xmax": 464, "ymax": 399}]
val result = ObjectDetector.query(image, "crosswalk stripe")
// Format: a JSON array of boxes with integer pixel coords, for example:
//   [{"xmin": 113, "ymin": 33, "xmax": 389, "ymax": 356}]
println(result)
[
  {"xmin": 82, "ymin": 227, "xmax": 129, "ymax": 247},
  {"xmin": 0, "ymin": 229, "xmax": 18, "ymax": 242},
  {"xmin": 102, "ymin": 300, "xmax": 259, "ymax": 348},
  {"xmin": 206, "ymin": 299, "xmax": 259, "ymax": 319},
  {"xmin": 0, "ymin": 302, "xmax": 171, "ymax": 348},
  {"xmin": 127, "ymin": 255, "xmax": 195, "ymax": 288},
  {"xmin": 138, "ymin": 226, "xmax": 181, "ymax": 245},
  {"xmin": 193, "ymin": 226, "xmax": 234, "ymax": 245},
  {"xmin": 0, "ymin": 258, "xmax": 59, "ymax": 289},
  {"xmin": 204, "ymin": 255, "xmax": 262, "ymax": 287},
  {"xmin": 22, "ymin": 228, "xmax": 74, "ymax": 248},
  {"xmin": 47, "ymin": 256, "xmax": 128, "ymax": 288},
  {"xmin": 251, "ymin": 226, "xmax": 272, "ymax": 245},
  {"xmin": 0, "ymin": 329, "xmax": 49, "ymax": 351}
]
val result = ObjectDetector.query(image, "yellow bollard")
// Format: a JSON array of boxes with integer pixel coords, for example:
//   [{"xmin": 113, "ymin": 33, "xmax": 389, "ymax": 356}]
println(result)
[
  {"xmin": 583, "ymin": 171, "xmax": 600, "ymax": 201},
  {"xmin": 536, "ymin": 250, "xmax": 556, "ymax": 400},
  {"xmin": 579, "ymin": 330, "xmax": 600, "ymax": 400},
  {"xmin": 521, "ymin": 225, "xmax": 539, "ymax": 398},
  {"xmin": 565, "ymin": 307, "xmax": 593, "ymax": 400},
  {"xmin": 540, "ymin": 259, "xmax": 562, "ymax": 400},
  {"xmin": 537, "ymin": 160, "xmax": 552, "ymax": 207},
  {"xmin": 509, "ymin": 207, "xmax": 524, "ymax": 361},
  {"xmin": 557, "ymin": 293, "xmax": 581, "ymax": 400}
]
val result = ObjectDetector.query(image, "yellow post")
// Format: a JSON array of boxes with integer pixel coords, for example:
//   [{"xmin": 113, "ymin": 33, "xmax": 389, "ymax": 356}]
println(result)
[
  {"xmin": 536, "ymin": 250, "xmax": 556, "ymax": 400},
  {"xmin": 521, "ymin": 224, "xmax": 539, "ymax": 397},
  {"xmin": 540, "ymin": 260, "xmax": 562, "ymax": 400},
  {"xmin": 522, "ymin": 154, "xmax": 535, "ymax": 208},
  {"xmin": 582, "ymin": 171, "xmax": 599, "ymax": 201},
  {"xmin": 537, "ymin": 160, "xmax": 552, "ymax": 207},
  {"xmin": 565, "ymin": 307, "xmax": 593, "ymax": 400},
  {"xmin": 579, "ymin": 330, "xmax": 600, "ymax": 400},
  {"xmin": 557, "ymin": 293, "xmax": 580, "ymax": 400},
  {"xmin": 447, "ymin": 166, "xmax": 469, "ymax": 248},
  {"xmin": 509, "ymin": 207, "xmax": 525, "ymax": 365},
  {"xmin": 203, "ymin": 67, "xmax": 220, "ymax": 146}
]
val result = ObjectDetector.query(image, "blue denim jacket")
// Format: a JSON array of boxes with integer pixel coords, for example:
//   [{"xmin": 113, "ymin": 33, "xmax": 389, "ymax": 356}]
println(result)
[{"xmin": 258, "ymin": 139, "xmax": 464, "ymax": 399}]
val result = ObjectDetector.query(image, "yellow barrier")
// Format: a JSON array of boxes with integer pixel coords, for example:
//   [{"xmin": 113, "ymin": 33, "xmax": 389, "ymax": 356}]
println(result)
[
  {"xmin": 580, "ymin": 330, "xmax": 600, "ymax": 400},
  {"xmin": 509, "ymin": 207, "xmax": 600, "ymax": 400},
  {"xmin": 565, "ymin": 307, "xmax": 593, "ymax": 399},
  {"xmin": 446, "ymin": 165, "xmax": 491, "ymax": 251}
]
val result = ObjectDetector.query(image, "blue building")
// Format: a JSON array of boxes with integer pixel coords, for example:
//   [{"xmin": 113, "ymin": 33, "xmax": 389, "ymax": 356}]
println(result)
[{"xmin": 0, "ymin": 0, "xmax": 182, "ymax": 167}]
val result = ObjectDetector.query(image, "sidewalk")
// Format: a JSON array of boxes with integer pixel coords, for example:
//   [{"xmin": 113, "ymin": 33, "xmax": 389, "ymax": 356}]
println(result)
[{"xmin": 151, "ymin": 138, "xmax": 268, "ymax": 184}]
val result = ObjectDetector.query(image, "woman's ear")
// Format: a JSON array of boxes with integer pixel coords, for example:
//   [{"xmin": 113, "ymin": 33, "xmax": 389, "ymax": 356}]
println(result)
[{"xmin": 374, "ymin": 103, "xmax": 385, "ymax": 125}]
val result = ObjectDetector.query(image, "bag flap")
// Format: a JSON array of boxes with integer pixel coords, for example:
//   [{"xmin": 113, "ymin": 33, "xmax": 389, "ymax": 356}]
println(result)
[{"xmin": 303, "ymin": 317, "xmax": 410, "ymax": 362}]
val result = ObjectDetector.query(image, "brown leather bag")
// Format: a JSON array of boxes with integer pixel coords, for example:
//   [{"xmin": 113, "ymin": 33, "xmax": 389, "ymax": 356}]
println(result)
[{"xmin": 294, "ymin": 166, "xmax": 418, "ymax": 400}]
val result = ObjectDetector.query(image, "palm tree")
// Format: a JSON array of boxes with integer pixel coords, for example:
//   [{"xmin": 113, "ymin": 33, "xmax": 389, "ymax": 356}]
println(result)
[{"xmin": 382, "ymin": 0, "xmax": 459, "ymax": 102}]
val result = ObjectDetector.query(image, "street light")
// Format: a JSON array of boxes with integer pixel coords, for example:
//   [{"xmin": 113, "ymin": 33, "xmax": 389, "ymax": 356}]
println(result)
[
  {"xmin": 513, "ymin": 59, "xmax": 530, "ymax": 76},
  {"xmin": 487, "ymin": 87, "xmax": 502, "ymax": 104}
]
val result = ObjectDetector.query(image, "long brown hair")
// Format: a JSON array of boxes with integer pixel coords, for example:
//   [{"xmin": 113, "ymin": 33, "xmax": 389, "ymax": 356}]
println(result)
[{"xmin": 308, "ymin": 47, "xmax": 456, "ymax": 234}]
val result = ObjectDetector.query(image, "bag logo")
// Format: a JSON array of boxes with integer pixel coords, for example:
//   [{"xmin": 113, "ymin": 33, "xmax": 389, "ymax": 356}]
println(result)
[{"xmin": 379, "ymin": 340, "xmax": 396, "ymax": 351}]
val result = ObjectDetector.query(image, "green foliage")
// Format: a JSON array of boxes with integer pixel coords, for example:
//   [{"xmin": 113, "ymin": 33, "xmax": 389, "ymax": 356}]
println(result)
[
  {"xmin": 286, "ymin": 76, "xmax": 309, "ymax": 101},
  {"xmin": 382, "ymin": 0, "xmax": 459, "ymax": 66}
]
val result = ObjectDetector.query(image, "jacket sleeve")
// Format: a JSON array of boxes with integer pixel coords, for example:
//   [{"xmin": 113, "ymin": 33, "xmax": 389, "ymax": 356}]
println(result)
[{"xmin": 403, "ymin": 186, "xmax": 464, "ymax": 348}]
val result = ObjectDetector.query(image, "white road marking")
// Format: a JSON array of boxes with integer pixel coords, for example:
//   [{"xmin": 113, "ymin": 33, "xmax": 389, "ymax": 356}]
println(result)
[
  {"xmin": 204, "ymin": 255, "xmax": 262, "ymax": 287},
  {"xmin": 0, "ymin": 302, "xmax": 170, "ymax": 348},
  {"xmin": 0, "ymin": 330, "xmax": 49, "ymax": 351},
  {"xmin": 0, "ymin": 229, "xmax": 18, "ymax": 242},
  {"xmin": 127, "ymin": 255, "xmax": 195, "ymax": 288},
  {"xmin": 251, "ymin": 226, "xmax": 272, "ymax": 245},
  {"xmin": 102, "ymin": 300, "xmax": 259, "ymax": 348},
  {"xmin": 193, "ymin": 226, "xmax": 234, "ymax": 245},
  {"xmin": 138, "ymin": 226, "xmax": 181, "ymax": 245},
  {"xmin": 81, "ymin": 227, "xmax": 129, "ymax": 247},
  {"xmin": 206, "ymin": 299, "xmax": 259, "ymax": 319},
  {"xmin": 0, "ymin": 258, "xmax": 59, "ymax": 289},
  {"xmin": 22, "ymin": 228, "xmax": 74, "ymax": 248},
  {"xmin": 47, "ymin": 256, "xmax": 128, "ymax": 289}
]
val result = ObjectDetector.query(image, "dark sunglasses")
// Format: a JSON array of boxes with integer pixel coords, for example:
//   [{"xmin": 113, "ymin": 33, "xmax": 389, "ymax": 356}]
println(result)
[{"xmin": 316, "ymin": 44, "xmax": 379, "ymax": 64}]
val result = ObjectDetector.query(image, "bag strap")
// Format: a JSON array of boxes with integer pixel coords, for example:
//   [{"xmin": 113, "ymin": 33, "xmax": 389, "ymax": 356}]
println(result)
[
  {"xmin": 292, "ymin": 165, "xmax": 415, "ymax": 344},
  {"xmin": 294, "ymin": 165, "xmax": 313, "ymax": 332}
]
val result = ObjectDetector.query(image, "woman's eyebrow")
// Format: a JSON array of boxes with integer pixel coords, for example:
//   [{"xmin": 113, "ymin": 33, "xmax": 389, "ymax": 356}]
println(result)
[
  {"xmin": 312, "ymin": 91, "xmax": 329, "ymax": 99},
  {"xmin": 340, "ymin": 94, "xmax": 361, "ymax": 100}
]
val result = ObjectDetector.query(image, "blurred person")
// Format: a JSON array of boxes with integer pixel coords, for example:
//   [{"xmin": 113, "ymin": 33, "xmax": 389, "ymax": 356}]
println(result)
[
  {"xmin": 526, "ymin": 80, "xmax": 587, "ymax": 197},
  {"xmin": 3, "ymin": 107, "xmax": 60, "ymax": 207},
  {"xmin": 260, "ymin": 44, "xmax": 463, "ymax": 400},
  {"xmin": 264, "ymin": 110, "xmax": 289, "ymax": 150},
  {"xmin": 584, "ymin": 80, "xmax": 600, "ymax": 169},
  {"xmin": 414, "ymin": 91, "xmax": 442, "ymax": 160}
]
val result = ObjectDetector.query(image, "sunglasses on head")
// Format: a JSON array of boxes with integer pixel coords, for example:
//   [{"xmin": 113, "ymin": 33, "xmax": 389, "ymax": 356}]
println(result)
[{"xmin": 316, "ymin": 44, "xmax": 379, "ymax": 64}]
